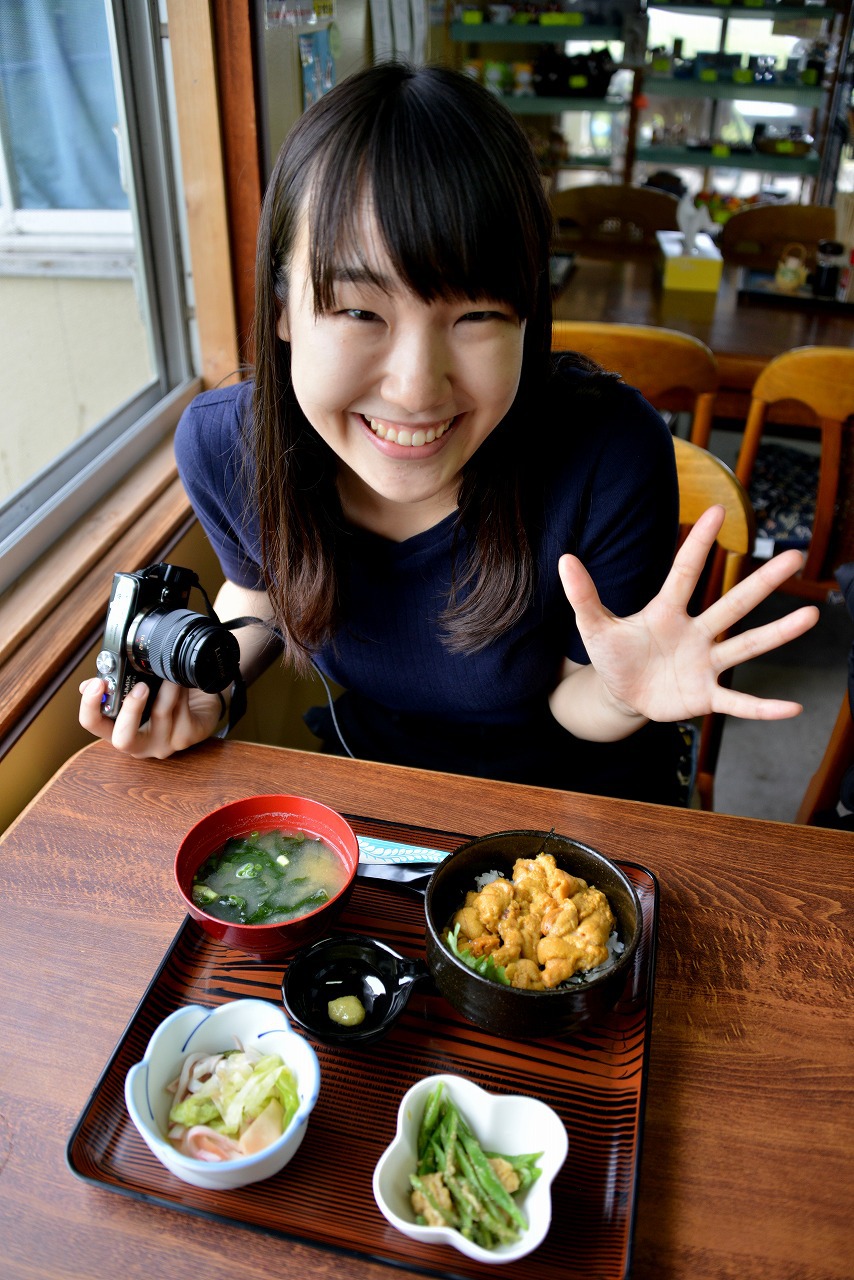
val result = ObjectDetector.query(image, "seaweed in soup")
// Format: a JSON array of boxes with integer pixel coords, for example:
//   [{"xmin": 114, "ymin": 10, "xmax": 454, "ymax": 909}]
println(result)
[{"xmin": 192, "ymin": 829, "xmax": 346, "ymax": 925}]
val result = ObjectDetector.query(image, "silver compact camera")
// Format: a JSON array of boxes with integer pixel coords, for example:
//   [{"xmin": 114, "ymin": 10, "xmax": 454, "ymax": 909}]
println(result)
[{"xmin": 96, "ymin": 562, "xmax": 240, "ymax": 721}]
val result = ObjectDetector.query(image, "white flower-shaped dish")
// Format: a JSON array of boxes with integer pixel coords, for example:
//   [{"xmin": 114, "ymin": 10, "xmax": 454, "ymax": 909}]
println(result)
[
  {"xmin": 125, "ymin": 999, "xmax": 320, "ymax": 1190},
  {"xmin": 372, "ymin": 1073, "xmax": 568, "ymax": 1265}
]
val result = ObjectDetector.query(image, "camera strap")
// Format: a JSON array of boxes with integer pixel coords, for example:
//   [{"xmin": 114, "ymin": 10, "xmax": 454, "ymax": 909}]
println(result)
[
  {"xmin": 213, "ymin": 613, "xmax": 289, "ymax": 739},
  {"xmin": 188, "ymin": 574, "xmax": 255, "ymax": 738},
  {"xmin": 181, "ymin": 576, "xmax": 246, "ymax": 738},
  {"xmin": 213, "ymin": 672, "xmax": 247, "ymax": 739},
  {"xmin": 214, "ymin": 613, "xmax": 355, "ymax": 759},
  {"xmin": 211, "ymin": 614, "xmax": 265, "ymax": 738}
]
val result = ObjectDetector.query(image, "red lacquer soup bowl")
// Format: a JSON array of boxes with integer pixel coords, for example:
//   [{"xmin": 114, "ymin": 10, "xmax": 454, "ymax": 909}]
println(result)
[{"xmin": 174, "ymin": 794, "xmax": 359, "ymax": 961}]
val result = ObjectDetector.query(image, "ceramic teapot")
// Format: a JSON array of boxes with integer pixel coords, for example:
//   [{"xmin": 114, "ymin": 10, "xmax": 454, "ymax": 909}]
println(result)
[{"xmin": 774, "ymin": 242, "xmax": 808, "ymax": 293}]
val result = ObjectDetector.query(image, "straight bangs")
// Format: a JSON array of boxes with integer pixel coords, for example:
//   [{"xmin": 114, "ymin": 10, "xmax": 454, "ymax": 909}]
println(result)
[{"xmin": 303, "ymin": 66, "xmax": 551, "ymax": 330}]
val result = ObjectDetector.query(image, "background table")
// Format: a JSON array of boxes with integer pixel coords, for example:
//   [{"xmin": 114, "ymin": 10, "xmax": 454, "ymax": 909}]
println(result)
[
  {"xmin": 553, "ymin": 257, "xmax": 854, "ymax": 419},
  {"xmin": 1, "ymin": 739, "xmax": 851, "ymax": 1280}
]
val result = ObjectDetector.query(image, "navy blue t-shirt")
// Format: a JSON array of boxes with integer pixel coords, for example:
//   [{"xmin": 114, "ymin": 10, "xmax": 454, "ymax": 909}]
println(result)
[{"xmin": 175, "ymin": 363, "xmax": 685, "ymax": 802}]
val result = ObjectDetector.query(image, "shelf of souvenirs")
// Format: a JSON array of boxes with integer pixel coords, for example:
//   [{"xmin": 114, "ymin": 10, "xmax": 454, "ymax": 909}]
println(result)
[
  {"xmin": 642, "ymin": 76, "xmax": 824, "ymax": 105},
  {"xmin": 634, "ymin": 142, "xmax": 821, "ymax": 173},
  {"xmin": 502, "ymin": 94, "xmax": 628, "ymax": 113},
  {"xmin": 449, "ymin": 20, "xmax": 624, "ymax": 43},
  {"xmin": 646, "ymin": 3, "xmax": 836, "ymax": 20},
  {"xmin": 556, "ymin": 154, "xmax": 615, "ymax": 167},
  {"xmin": 449, "ymin": 3, "xmax": 838, "ymax": 37},
  {"xmin": 263, "ymin": 0, "xmax": 336, "ymax": 26}
]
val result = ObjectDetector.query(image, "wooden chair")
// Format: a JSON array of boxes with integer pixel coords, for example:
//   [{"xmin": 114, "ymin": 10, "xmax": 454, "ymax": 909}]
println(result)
[
  {"xmin": 550, "ymin": 184, "xmax": 679, "ymax": 256},
  {"xmin": 733, "ymin": 347, "xmax": 854, "ymax": 603},
  {"xmin": 552, "ymin": 321, "xmax": 719, "ymax": 448},
  {"xmin": 794, "ymin": 692, "xmax": 854, "ymax": 825},
  {"xmin": 719, "ymin": 203, "xmax": 837, "ymax": 271},
  {"xmin": 673, "ymin": 437, "xmax": 757, "ymax": 811},
  {"xmin": 795, "ymin": 561, "xmax": 854, "ymax": 826},
  {"xmin": 673, "ymin": 436, "xmax": 756, "ymax": 602}
]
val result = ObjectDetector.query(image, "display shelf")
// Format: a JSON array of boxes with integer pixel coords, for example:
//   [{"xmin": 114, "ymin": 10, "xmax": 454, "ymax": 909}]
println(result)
[
  {"xmin": 450, "ymin": 21, "xmax": 623, "ymax": 43},
  {"xmin": 505, "ymin": 95, "xmax": 627, "ymax": 114},
  {"xmin": 450, "ymin": 13, "xmax": 630, "ymax": 175},
  {"xmin": 634, "ymin": 143, "xmax": 821, "ymax": 173},
  {"xmin": 558, "ymin": 155, "xmax": 615, "ymax": 168},
  {"xmin": 647, "ymin": 4, "xmax": 835, "ymax": 19},
  {"xmin": 643, "ymin": 76, "xmax": 824, "ymax": 105},
  {"xmin": 446, "ymin": 2, "xmax": 838, "ymax": 192}
]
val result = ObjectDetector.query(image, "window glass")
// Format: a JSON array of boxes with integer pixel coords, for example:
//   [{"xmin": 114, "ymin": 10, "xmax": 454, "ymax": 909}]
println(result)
[
  {"xmin": 0, "ymin": 0, "xmax": 127, "ymax": 214},
  {"xmin": 0, "ymin": 0, "xmax": 193, "ymax": 589}
]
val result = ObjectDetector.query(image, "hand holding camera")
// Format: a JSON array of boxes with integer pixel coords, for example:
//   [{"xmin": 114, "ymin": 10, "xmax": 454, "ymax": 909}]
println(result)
[
  {"xmin": 80, "ymin": 562, "xmax": 246, "ymax": 757},
  {"xmin": 96, "ymin": 562, "xmax": 241, "ymax": 721}
]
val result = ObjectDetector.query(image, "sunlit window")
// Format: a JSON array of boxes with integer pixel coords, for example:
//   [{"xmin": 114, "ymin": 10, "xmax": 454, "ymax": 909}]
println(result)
[{"xmin": 0, "ymin": 0, "xmax": 195, "ymax": 592}]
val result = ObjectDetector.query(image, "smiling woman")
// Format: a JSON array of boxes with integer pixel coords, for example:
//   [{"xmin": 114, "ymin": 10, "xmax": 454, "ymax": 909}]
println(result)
[
  {"xmin": 78, "ymin": 60, "xmax": 819, "ymax": 808},
  {"xmin": 245, "ymin": 60, "xmax": 554, "ymax": 666}
]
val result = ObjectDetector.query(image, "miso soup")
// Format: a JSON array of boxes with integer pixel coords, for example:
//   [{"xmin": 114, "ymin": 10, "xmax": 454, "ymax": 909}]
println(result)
[{"xmin": 192, "ymin": 828, "xmax": 347, "ymax": 925}]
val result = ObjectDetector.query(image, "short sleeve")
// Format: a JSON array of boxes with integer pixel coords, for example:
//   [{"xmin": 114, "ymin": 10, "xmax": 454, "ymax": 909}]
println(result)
[{"xmin": 174, "ymin": 382, "xmax": 265, "ymax": 590}]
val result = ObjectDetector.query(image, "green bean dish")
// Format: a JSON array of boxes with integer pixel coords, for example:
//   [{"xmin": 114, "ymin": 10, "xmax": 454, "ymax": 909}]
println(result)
[{"xmin": 410, "ymin": 1082, "xmax": 543, "ymax": 1250}]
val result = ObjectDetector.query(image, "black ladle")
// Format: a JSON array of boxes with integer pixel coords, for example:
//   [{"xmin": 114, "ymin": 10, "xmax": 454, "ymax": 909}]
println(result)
[{"xmin": 282, "ymin": 931, "xmax": 431, "ymax": 1048}]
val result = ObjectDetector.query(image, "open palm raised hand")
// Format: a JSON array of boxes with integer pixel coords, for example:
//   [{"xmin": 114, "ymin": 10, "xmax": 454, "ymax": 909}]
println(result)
[{"xmin": 558, "ymin": 506, "xmax": 820, "ymax": 726}]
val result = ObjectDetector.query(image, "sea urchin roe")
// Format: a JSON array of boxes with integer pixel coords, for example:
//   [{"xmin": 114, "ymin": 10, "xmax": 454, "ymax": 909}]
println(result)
[
  {"xmin": 447, "ymin": 851, "xmax": 618, "ymax": 990},
  {"xmin": 327, "ymin": 995, "xmax": 366, "ymax": 1026}
]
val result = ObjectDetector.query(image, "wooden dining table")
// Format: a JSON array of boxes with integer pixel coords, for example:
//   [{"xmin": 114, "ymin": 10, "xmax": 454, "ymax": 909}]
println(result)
[
  {"xmin": 552, "ymin": 254, "xmax": 854, "ymax": 418},
  {"xmin": 1, "ymin": 738, "xmax": 851, "ymax": 1280}
]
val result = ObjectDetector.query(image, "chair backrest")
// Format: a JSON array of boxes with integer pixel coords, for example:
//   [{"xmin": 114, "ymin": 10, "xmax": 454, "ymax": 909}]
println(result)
[
  {"xmin": 734, "ymin": 346, "xmax": 854, "ymax": 602},
  {"xmin": 673, "ymin": 436, "xmax": 757, "ymax": 812},
  {"xmin": 796, "ymin": 564, "xmax": 854, "ymax": 825},
  {"xmin": 719, "ymin": 203, "xmax": 837, "ymax": 270},
  {"xmin": 795, "ymin": 691, "xmax": 854, "ymax": 825},
  {"xmin": 552, "ymin": 321, "xmax": 719, "ymax": 447},
  {"xmin": 673, "ymin": 436, "xmax": 756, "ymax": 602},
  {"xmin": 550, "ymin": 184, "xmax": 680, "ymax": 253}
]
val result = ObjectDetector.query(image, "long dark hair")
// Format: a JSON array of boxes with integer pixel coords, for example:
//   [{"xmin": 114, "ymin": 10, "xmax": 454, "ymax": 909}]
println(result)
[{"xmin": 251, "ymin": 61, "xmax": 554, "ymax": 672}]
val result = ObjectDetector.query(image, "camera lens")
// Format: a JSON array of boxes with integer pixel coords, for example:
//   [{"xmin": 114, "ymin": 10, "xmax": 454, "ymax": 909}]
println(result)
[{"xmin": 130, "ymin": 608, "xmax": 240, "ymax": 693}]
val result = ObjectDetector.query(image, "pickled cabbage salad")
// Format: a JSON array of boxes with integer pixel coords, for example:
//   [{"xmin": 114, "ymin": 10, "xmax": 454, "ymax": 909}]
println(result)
[{"xmin": 166, "ymin": 1045, "xmax": 299, "ymax": 1162}]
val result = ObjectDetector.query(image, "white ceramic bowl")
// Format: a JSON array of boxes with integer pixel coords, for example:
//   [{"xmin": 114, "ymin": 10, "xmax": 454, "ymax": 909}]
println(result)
[
  {"xmin": 373, "ymin": 1073, "xmax": 568, "ymax": 1265},
  {"xmin": 125, "ymin": 999, "xmax": 320, "ymax": 1190}
]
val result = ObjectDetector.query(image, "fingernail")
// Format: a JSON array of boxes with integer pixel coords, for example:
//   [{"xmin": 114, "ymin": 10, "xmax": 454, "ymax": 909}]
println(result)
[{"xmin": 131, "ymin": 682, "xmax": 149, "ymax": 699}]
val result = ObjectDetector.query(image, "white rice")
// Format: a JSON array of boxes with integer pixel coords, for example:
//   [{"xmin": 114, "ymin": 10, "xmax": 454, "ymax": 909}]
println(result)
[{"xmin": 474, "ymin": 869, "xmax": 501, "ymax": 891}]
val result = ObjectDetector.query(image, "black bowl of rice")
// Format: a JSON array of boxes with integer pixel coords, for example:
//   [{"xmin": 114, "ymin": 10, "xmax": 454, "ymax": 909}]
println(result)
[{"xmin": 424, "ymin": 830, "xmax": 642, "ymax": 1040}]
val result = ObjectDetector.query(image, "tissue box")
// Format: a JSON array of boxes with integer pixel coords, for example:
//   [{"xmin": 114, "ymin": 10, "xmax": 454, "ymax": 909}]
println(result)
[{"xmin": 657, "ymin": 231, "xmax": 723, "ymax": 292}]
